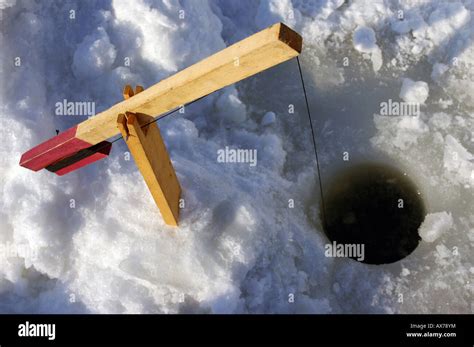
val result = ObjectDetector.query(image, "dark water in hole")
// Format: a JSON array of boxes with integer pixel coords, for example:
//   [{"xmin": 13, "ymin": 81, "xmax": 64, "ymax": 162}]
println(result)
[{"xmin": 322, "ymin": 163, "xmax": 426, "ymax": 265}]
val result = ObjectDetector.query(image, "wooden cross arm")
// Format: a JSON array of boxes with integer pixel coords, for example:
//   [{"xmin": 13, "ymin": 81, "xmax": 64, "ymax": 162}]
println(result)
[
  {"xmin": 78, "ymin": 22, "xmax": 302, "ymax": 142},
  {"xmin": 20, "ymin": 22, "xmax": 302, "ymax": 171}
]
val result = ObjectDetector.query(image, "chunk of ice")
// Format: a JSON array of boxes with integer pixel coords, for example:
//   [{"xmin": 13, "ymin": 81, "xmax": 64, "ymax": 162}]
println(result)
[{"xmin": 419, "ymin": 212, "xmax": 453, "ymax": 243}]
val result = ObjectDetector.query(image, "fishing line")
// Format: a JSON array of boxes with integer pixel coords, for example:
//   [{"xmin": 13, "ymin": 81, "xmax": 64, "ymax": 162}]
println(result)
[{"xmin": 296, "ymin": 56, "xmax": 327, "ymax": 226}]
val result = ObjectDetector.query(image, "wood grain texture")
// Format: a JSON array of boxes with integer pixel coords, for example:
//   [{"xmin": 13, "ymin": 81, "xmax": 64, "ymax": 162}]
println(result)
[
  {"xmin": 117, "ymin": 112, "xmax": 181, "ymax": 226},
  {"xmin": 76, "ymin": 22, "xmax": 302, "ymax": 144}
]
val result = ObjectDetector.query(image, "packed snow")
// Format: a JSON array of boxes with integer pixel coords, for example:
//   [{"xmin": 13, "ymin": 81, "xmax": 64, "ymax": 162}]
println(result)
[{"xmin": 0, "ymin": 0, "xmax": 472, "ymax": 314}]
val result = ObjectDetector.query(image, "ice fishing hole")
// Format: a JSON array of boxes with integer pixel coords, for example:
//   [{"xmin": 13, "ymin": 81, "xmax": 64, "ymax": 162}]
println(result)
[{"xmin": 322, "ymin": 162, "xmax": 426, "ymax": 265}]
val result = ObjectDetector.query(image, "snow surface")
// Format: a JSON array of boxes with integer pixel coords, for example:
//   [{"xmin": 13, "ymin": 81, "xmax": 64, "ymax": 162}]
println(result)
[{"xmin": 0, "ymin": 0, "xmax": 473, "ymax": 314}]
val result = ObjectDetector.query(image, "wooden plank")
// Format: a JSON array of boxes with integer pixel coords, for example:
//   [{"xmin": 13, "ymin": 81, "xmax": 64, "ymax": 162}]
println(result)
[
  {"xmin": 20, "ymin": 23, "xmax": 302, "ymax": 170},
  {"xmin": 117, "ymin": 112, "xmax": 181, "ymax": 226},
  {"xmin": 78, "ymin": 22, "xmax": 301, "ymax": 143},
  {"xmin": 19, "ymin": 126, "xmax": 93, "ymax": 171}
]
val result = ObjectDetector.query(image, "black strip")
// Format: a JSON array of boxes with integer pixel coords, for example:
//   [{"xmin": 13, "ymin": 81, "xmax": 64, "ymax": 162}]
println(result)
[
  {"xmin": 45, "ymin": 141, "xmax": 112, "ymax": 173},
  {"xmin": 0, "ymin": 314, "xmax": 472, "ymax": 345},
  {"xmin": 139, "ymin": 93, "xmax": 210, "ymax": 128},
  {"xmin": 296, "ymin": 56, "xmax": 327, "ymax": 227}
]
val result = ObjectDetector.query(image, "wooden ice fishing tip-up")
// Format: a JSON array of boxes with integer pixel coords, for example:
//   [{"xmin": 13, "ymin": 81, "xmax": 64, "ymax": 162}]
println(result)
[{"xmin": 19, "ymin": 23, "xmax": 303, "ymax": 226}]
